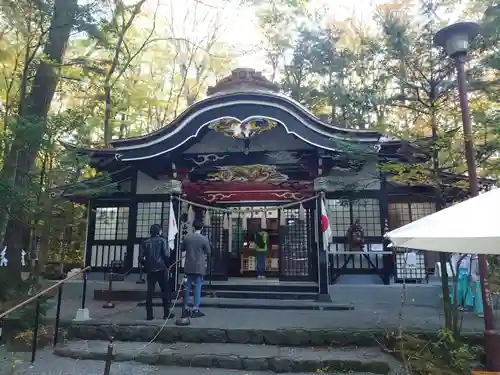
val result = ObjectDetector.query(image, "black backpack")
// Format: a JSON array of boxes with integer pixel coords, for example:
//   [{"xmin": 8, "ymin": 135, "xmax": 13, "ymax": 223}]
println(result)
[{"xmin": 255, "ymin": 232, "xmax": 266, "ymax": 248}]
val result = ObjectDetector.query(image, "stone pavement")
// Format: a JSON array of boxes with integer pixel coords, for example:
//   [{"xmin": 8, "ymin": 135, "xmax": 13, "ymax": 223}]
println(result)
[
  {"xmin": 49, "ymin": 297, "xmax": 488, "ymax": 334},
  {"xmin": 36, "ymin": 281, "xmax": 490, "ymax": 333}
]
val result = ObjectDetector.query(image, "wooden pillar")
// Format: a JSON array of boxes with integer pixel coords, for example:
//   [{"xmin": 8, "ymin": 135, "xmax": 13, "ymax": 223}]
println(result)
[
  {"xmin": 84, "ymin": 202, "xmax": 95, "ymax": 269},
  {"xmin": 123, "ymin": 169, "xmax": 138, "ymax": 273},
  {"xmin": 379, "ymin": 173, "xmax": 392, "ymax": 285},
  {"xmin": 316, "ymin": 192, "xmax": 331, "ymax": 302}
]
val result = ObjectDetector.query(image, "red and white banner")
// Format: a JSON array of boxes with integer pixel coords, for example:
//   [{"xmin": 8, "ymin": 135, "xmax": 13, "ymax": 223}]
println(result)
[
  {"xmin": 168, "ymin": 201, "xmax": 178, "ymax": 251},
  {"xmin": 320, "ymin": 198, "xmax": 332, "ymax": 251}
]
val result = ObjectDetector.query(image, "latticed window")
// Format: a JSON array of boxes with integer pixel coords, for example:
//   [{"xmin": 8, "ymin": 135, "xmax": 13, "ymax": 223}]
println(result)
[
  {"xmin": 326, "ymin": 199, "xmax": 351, "ymax": 237},
  {"xmin": 94, "ymin": 207, "xmax": 129, "ymax": 240},
  {"xmin": 134, "ymin": 201, "xmax": 172, "ymax": 269},
  {"xmin": 388, "ymin": 202, "xmax": 435, "ymax": 229},
  {"xmin": 281, "ymin": 208, "xmax": 310, "ymax": 277},
  {"xmin": 388, "ymin": 202, "xmax": 437, "ymax": 270},
  {"xmin": 231, "ymin": 217, "xmax": 244, "ymax": 254},
  {"xmin": 326, "ymin": 198, "xmax": 381, "ymax": 238},
  {"xmin": 91, "ymin": 206, "xmax": 129, "ymax": 268},
  {"xmin": 352, "ymin": 199, "xmax": 381, "ymax": 237},
  {"xmin": 136, "ymin": 202, "xmax": 166, "ymax": 239}
]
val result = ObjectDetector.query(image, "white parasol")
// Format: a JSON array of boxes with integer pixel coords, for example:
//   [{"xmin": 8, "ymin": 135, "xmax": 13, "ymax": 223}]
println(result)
[{"xmin": 385, "ymin": 188, "xmax": 500, "ymax": 254}]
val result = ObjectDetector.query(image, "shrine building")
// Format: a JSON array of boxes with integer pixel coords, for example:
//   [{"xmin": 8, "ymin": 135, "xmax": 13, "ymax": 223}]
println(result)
[{"xmin": 59, "ymin": 68, "xmax": 449, "ymax": 299}]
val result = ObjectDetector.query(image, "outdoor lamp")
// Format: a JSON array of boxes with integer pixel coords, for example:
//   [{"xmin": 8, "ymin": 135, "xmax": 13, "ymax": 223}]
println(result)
[
  {"xmin": 434, "ymin": 21, "xmax": 500, "ymax": 372},
  {"xmin": 434, "ymin": 22, "xmax": 480, "ymax": 57}
]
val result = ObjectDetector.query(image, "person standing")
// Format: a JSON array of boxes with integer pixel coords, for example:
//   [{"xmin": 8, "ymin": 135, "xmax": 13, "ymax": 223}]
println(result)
[
  {"xmin": 139, "ymin": 224, "xmax": 173, "ymax": 320},
  {"xmin": 255, "ymin": 229, "xmax": 268, "ymax": 279},
  {"xmin": 182, "ymin": 220, "xmax": 211, "ymax": 318}
]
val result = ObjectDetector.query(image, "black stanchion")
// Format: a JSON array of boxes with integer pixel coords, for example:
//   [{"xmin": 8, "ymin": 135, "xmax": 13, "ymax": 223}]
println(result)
[
  {"xmin": 175, "ymin": 279, "xmax": 191, "ymax": 326},
  {"xmin": 53, "ymin": 284, "xmax": 63, "ymax": 347},
  {"xmin": 209, "ymin": 252, "xmax": 213, "ymax": 289},
  {"xmin": 81, "ymin": 270, "xmax": 88, "ymax": 310},
  {"xmin": 103, "ymin": 269, "xmax": 115, "ymax": 309},
  {"xmin": 136, "ymin": 264, "xmax": 145, "ymax": 284},
  {"xmin": 31, "ymin": 299, "xmax": 41, "ymax": 363},
  {"xmin": 103, "ymin": 337, "xmax": 114, "ymax": 375}
]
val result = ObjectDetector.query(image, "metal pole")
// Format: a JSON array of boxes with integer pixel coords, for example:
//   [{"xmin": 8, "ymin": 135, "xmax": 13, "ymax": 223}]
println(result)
[
  {"xmin": 209, "ymin": 231, "xmax": 213, "ymax": 289},
  {"xmin": 103, "ymin": 337, "xmax": 114, "ymax": 375},
  {"xmin": 176, "ymin": 277, "xmax": 191, "ymax": 326},
  {"xmin": 136, "ymin": 264, "xmax": 145, "ymax": 284},
  {"xmin": 81, "ymin": 269, "xmax": 88, "ymax": 310},
  {"xmin": 455, "ymin": 54, "xmax": 500, "ymax": 370},
  {"xmin": 53, "ymin": 284, "xmax": 63, "ymax": 347},
  {"xmin": 103, "ymin": 270, "xmax": 115, "ymax": 308},
  {"xmin": 31, "ymin": 299, "xmax": 41, "ymax": 363}
]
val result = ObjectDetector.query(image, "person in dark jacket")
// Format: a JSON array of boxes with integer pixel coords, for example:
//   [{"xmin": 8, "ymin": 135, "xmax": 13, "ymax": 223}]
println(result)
[
  {"xmin": 139, "ymin": 224, "xmax": 173, "ymax": 320},
  {"xmin": 182, "ymin": 220, "xmax": 211, "ymax": 318}
]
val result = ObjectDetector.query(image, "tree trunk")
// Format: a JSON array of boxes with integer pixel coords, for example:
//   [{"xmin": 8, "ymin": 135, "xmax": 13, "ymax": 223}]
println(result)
[{"xmin": 0, "ymin": 0, "xmax": 78, "ymax": 286}]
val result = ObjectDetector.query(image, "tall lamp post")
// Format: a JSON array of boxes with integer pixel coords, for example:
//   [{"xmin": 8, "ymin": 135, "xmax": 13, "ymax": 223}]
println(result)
[{"xmin": 434, "ymin": 22, "xmax": 500, "ymax": 371}]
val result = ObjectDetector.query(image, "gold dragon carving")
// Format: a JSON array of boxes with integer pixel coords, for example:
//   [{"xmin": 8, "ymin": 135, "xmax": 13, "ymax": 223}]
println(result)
[{"xmin": 206, "ymin": 164, "xmax": 289, "ymax": 182}]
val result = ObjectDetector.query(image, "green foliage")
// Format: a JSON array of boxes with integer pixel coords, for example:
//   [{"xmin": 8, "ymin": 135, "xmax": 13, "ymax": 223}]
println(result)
[
  {"xmin": 254, "ymin": 0, "xmax": 390, "ymax": 129},
  {"xmin": 384, "ymin": 330, "xmax": 482, "ymax": 375},
  {"xmin": 316, "ymin": 329, "xmax": 482, "ymax": 374},
  {"xmin": 6, "ymin": 299, "xmax": 53, "ymax": 331}
]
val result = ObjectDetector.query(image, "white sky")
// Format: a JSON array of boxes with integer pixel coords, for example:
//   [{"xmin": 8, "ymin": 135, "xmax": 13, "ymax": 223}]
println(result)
[
  {"xmin": 221, "ymin": 0, "xmax": 392, "ymax": 74},
  {"xmin": 139, "ymin": 0, "xmax": 394, "ymax": 76},
  {"xmin": 134, "ymin": 0, "xmax": 469, "ymax": 85}
]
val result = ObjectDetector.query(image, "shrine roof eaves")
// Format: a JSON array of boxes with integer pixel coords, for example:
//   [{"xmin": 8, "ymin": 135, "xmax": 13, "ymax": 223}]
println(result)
[
  {"xmin": 108, "ymin": 91, "xmax": 382, "ymax": 148},
  {"xmin": 63, "ymin": 91, "xmax": 385, "ymax": 164},
  {"xmin": 52, "ymin": 167, "xmax": 133, "ymax": 203}
]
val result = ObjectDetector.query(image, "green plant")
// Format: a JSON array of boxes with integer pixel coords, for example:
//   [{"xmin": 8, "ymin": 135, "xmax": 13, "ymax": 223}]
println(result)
[
  {"xmin": 4, "ymin": 359, "xmax": 22, "ymax": 375},
  {"xmin": 382, "ymin": 329, "xmax": 482, "ymax": 375},
  {"xmin": 6, "ymin": 299, "xmax": 53, "ymax": 331},
  {"xmin": 14, "ymin": 325, "xmax": 49, "ymax": 344}
]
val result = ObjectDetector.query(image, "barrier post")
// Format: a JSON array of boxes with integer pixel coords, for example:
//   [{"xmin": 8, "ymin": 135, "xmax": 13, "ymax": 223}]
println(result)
[
  {"xmin": 30, "ymin": 299, "xmax": 41, "ymax": 363},
  {"xmin": 103, "ymin": 267, "xmax": 115, "ymax": 309},
  {"xmin": 103, "ymin": 337, "xmax": 114, "ymax": 375}
]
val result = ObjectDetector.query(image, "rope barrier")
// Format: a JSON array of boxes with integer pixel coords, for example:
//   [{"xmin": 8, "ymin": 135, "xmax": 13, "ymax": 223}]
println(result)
[
  {"xmin": 174, "ymin": 194, "xmax": 320, "ymax": 214},
  {"xmin": 102, "ymin": 194, "xmax": 323, "ymax": 352},
  {"xmin": 132, "ymin": 198, "xmax": 323, "ymax": 351},
  {"xmin": 137, "ymin": 275, "xmax": 187, "ymax": 352}
]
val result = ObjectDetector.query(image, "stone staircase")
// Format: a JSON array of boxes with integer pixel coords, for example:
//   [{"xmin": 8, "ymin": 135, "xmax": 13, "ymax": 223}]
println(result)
[
  {"xmin": 54, "ymin": 321, "xmax": 404, "ymax": 374},
  {"xmin": 54, "ymin": 340, "xmax": 394, "ymax": 373}
]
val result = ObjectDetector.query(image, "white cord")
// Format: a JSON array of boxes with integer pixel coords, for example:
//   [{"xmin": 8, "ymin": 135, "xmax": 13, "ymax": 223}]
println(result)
[{"xmin": 137, "ymin": 277, "xmax": 187, "ymax": 352}]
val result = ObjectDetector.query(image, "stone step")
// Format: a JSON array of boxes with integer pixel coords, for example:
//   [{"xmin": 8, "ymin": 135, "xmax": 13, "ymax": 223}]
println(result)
[
  {"xmin": 208, "ymin": 290, "xmax": 319, "ymax": 300},
  {"xmin": 138, "ymin": 297, "xmax": 353, "ymax": 311},
  {"xmin": 4, "ymin": 348, "xmax": 361, "ymax": 375},
  {"xmin": 65, "ymin": 320, "xmax": 386, "ymax": 347},
  {"xmin": 54, "ymin": 340, "xmax": 400, "ymax": 374},
  {"xmin": 94, "ymin": 289, "xmax": 319, "ymax": 301}
]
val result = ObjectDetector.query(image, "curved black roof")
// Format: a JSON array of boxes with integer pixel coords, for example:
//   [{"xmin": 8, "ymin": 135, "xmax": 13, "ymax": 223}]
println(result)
[{"xmin": 66, "ymin": 91, "xmax": 383, "ymax": 164}]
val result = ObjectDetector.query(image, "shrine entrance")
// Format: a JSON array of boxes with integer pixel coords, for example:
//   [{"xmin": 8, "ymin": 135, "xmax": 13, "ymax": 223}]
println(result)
[
  {"xmin": 64, "ymin": 68, "xmax": 419, "ymax": 299},
  {"xmin": 176, "ymin": 196, "xmax": 318, "ymax": 282}
]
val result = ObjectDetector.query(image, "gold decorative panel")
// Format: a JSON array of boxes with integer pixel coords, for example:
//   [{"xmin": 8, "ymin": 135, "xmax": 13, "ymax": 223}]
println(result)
[{"xmin": 207, "ymin": 116, "xmax": 277, "ymax": 139}]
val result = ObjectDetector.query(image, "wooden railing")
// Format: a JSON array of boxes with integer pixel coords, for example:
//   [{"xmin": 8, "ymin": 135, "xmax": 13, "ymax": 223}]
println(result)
[{"xmin": 0, "ymin": 266, "xmax": 91, "ymax": 363}]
